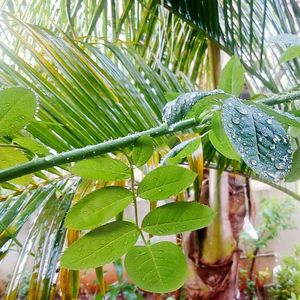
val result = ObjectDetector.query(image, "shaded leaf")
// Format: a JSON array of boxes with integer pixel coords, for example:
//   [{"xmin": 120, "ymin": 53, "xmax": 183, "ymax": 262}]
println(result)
[
  {"xmin": 141, "ymin": 202, "xmax": 215, "ymax": 235},
  {"xmin": 70, "ymin": 157, "xmax": 130, "ymax": 180},
  {"xmin": 132, "ymin": 136, "xmax": 153, "ymax": 167},
  {"xmin": 137, "ymin": 166, "xmax": 197, "ymax": 201},
  {"xmin": 162, "ymin": 138, "xmax": 201, "ymax": 165},
  {"xmin": 209, "ymin": 111, "xmax": 240, "ymax": 160},
  {"xmin": 125, "ymin": 242, "xmax": 187, "ymax": 293},
  {"xmin": 0, "ymin": 87, "xmax": 37, "ymax": 136},
  {"xmin": 218, "ymin": 55, "xmax": 245, "ymax": 97},
  {"xmin": 163, "ymin": 90, "xmax": 226, "ymax": 125},
  {"xmin": 61, "ymin": 221, "xmax": 139, "ymax": 270},
  {"xmin": 65, "ymin": 187, "xmax": 133, "ymax": 230},
  {"xmin": 222, "ymin": 98, "xmax": 292, "ymax": 181}
]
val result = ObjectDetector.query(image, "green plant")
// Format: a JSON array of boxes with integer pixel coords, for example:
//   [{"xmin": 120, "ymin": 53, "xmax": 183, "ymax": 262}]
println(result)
[
  {"xmin": 1, "ymin": 1, "xmax": 300, "ymax": 299},
  {"xmin": 271, "ymin": 244, "xmax": 300, "ymax": 300}
]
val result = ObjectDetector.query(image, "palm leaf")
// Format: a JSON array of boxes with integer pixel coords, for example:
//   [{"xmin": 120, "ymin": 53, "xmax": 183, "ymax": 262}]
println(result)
[{"xmin": 164, "ymin": 0, "xmax": 300, "ymax": 92}]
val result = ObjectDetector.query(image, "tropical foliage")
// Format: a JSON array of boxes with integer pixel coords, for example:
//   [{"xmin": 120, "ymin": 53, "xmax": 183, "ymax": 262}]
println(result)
[{"xmin": 0, "ymin": 0, "xmax": 300, "ymax": 299}]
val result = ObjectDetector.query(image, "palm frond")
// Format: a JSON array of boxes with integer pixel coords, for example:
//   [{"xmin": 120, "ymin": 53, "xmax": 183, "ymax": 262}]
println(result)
[{"xmin": 164, "ymin": 0, "xmax": 300, "ymax": 92}]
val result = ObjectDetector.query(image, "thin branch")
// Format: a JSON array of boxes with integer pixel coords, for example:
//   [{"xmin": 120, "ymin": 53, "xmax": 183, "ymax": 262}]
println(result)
[
  {"xmin": 0, "ymin": 118, "xmax": 198, "ymax": 183},
  {"xmin": 258, "ymin": 90, "xmax": 300, "ymax": 105}
]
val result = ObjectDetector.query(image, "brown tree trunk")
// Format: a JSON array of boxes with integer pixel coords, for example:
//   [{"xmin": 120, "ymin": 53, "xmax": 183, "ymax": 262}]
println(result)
[{"xmin": 184, "ymin": 169, "xmax": 247, "ymax": 300}]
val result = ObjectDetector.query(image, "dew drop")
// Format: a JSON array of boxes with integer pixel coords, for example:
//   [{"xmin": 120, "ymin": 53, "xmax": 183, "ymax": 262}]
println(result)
[
  {"xmin": 275, "ymin": 162, "xmax": 286, "ymax": 170},
  {"xmin": 266, "ymin": 118, "xmax": 273, "ymax": 125},
  {"xmin": 236, "ymin": 107, "xmax": 248, "ymax": 115},
  {"xmin": 270, "ymin": 144, "xmax": 275, "ymax": 150},
  {"xmin": 250, "ymin": 159, "xmax": 257, "ymax": 166},
  {"xmin": 231, "ymin": 117, "xmax": 240, "ymax": 125}
]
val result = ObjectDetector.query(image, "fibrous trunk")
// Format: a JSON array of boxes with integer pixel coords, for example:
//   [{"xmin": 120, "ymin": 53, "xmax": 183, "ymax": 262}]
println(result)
[{"xmin": 184, "ymin": 169, "xmax": 247, "ymax": 300}]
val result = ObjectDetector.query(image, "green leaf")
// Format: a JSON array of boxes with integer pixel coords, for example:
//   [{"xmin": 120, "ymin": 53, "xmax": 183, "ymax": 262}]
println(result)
[
  {"xmin": 13, "ymin": 136, "xmax": 49, "ymax": 155},
  {"xmin": 137, "ymin": 165, "xmax": 197, "ymax": 201},
  {"xmin": 163, "ymin": 90, "xmax": 226, "ymax": 125},
  {"xmin": 164, "ymin": 92, "xmax": 180, "ymax": 102},
  {"xmin": 125, "ymin": 242, "xmax": 187, "ymax": 293},
  {"xmin": 70, "ymin": 157, "xmax": 131, "ymax": 180},
  {"xmin": 0, "ymin": 87, "xmax": 37, "ymax": 136},
  {"xmin": 286, "ymin": 148, "xmax": 300, "ymax": 182},
  {"xmin": 132, "ymin": 136, "xmax": 153, "ymax": 167},
  {"xmin": 253, "ymin": 103, "xmax": 300, "ymax": 128},
  {"xmin": 65, "ymin": 186, "xmax": 133, "ymax": 230},
  {"xmin": 222, "ymin": 97, "xmax": 292, "ymax": 181},
  {"xmin": 0, "ymin": 148, "xmax": 31, "ymax": 185},
  {"xmin": 162, "ymin": 138, "xmax": 201, "ymax": 165},
  {"xmin": 280, "ymin": 46, "xmax": 300, "ymax": 62},
  {"xmin": 218, "ymin": 55, "xmax": 245, "ymax": 97},
  {"xmin": 141, "ymin": 202, "xmax": 215, "ymax": 235},
  {"xmin": 60, "ymin": 221, "xmax": 139, "ymax": 270},
  {"xmin": 209, "ymin": 111, "xmax": 240, "ymax": 160}
]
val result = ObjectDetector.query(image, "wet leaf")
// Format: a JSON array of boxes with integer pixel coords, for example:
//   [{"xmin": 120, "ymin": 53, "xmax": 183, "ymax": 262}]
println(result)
[
  {"xmin": 0, "ymin": 87, "xmax": 37, "ymax": 136},
  {"xmin": 222, "ymin": 97, "xmax": 292, "ymax": 181},
  {"xmin": 70, "ymin": 157, "xmax": 130, "ymax": 180},
  {"xmin": 141, "ymin": 202, "xmax": 215, "ymax": 235},
  {"xmin": 132, "ymin": 136, "xmax": 153, "ymax": 167},
  {"xmin": 125, "ymin": 242, "xmax": 187, "ymax": 293},
  {"xmin": 137, "ymin": 166, "xmax": 197, "ymax": 201},
  {"xmin": 162, "ymin": 138, "xmax": 201, "ymax": 165},
  {"xmin": 162, "ymin": 90, "xmax": 226, "ymax": 125},
  {"xmin": 61, "ymin": 221, "xmax": 139, "ymax": 270},
  {"xmin": 65, "ymin": 187, "xmax": 133, "ymax": 230}
]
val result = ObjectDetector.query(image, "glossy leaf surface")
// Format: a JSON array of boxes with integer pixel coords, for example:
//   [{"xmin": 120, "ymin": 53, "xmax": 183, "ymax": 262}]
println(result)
[
  {"xmin": 222, "ymin": 98, "xmax": 292, "ymax": 181},
  {"xmin": 163, "ymin": 90, "xmax": 226, "ymax": 125}
]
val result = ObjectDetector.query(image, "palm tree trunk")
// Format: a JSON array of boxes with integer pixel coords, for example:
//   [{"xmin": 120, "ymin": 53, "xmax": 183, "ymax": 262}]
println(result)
[{"xmin": 183, "ymin": 169, "xmax": 247, "ymax": 299}]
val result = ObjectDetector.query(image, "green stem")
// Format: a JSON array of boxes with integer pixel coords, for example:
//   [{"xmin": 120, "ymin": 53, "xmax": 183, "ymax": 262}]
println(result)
[
  {"xmin": 128, "ymin": 159, "xmax": 139, "ymax": 226},
  {"xmin": 0, "ymin": 118, "xmax": 198, "ymax": 183},
  {"xmin": 126, "ymin": 155, "xmax": 148, "ymax": 245},
  {"xmin": 257, "ymin": 90, "xmax": 300, "ymax": 106}
]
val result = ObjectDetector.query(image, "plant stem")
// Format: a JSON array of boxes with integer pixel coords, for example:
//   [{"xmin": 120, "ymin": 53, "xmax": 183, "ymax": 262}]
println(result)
[
  {"xmin": 128, "ymin": 159, "xmax": 139, "ymax": 226},
  {"xmin": 0, "ymin": 118, "xmax": 198, "ymax": 183},
  {"xmin": 258, "ymin": 90, "xmax": 300, "ymax": 105}
]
